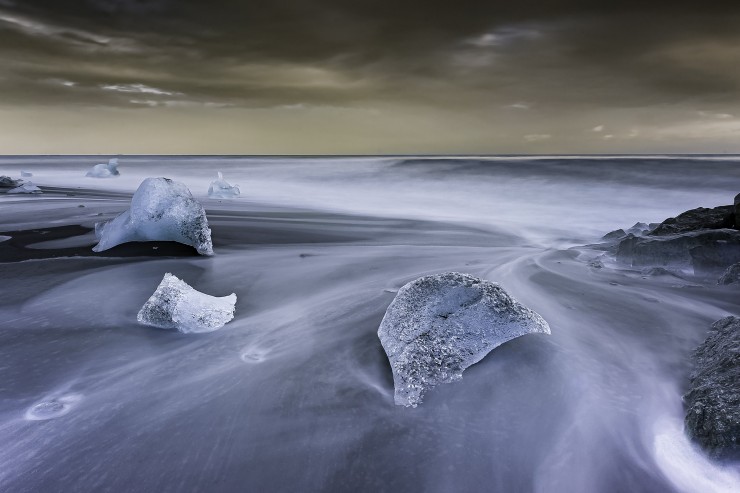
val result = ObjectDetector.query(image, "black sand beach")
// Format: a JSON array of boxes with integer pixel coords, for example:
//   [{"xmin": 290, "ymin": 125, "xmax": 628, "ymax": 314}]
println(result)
[{"xmin": 1, "ymin": 156, "xmax": 739, "ymax": 492}]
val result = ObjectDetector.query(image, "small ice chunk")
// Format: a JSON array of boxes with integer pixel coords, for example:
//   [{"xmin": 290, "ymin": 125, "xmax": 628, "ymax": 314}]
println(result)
[
  {"xmin": 0, "ymin": 235, "xmax": 11, "ymax": 243},
  {"xmin": 21, "ymin": 170, "xmax": 33, "ymax": 177},
  {"xmin": 7, "ymin": 182, "xmax": 42, "ymax": 194},
  {"xmin": 137, "ymin": 273, "xmax": 237, "ymax": 333},
  {"xmin": 378, "ymin": 272, "xmax": 551, "ymax": 407},
  {"xmin": 93, "ymin": 177, "xmax": 213, "ymax": 255},
  {"xmin": 85, "ymin": 158, "xmax": 120, "ymax": 178},
  {"xmin": 208, "ymin": 171, "xmax": 241, "ymax": 198}
]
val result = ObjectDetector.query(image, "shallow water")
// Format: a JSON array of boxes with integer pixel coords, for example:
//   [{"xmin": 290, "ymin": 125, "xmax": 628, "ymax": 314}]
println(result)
[{"xmin": 0, "ymin": 156, "xmax": 738, "ymax": 492}]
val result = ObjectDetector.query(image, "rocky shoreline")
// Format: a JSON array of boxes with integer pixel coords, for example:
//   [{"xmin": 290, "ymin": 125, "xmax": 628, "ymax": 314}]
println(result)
[
  {"xmin": 596, "ymin": 193, "xmax": 740, "ymax": 282},
  {"xmin": 590, "ymin": 193, "xmax": 740, "ymax": 459},
  {"xmin": 683, "ymin": 316, "xmax": 740, "ymax": 459}
]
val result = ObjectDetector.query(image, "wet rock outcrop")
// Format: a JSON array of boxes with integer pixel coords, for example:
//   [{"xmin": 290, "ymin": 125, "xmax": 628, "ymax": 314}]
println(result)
[
  {"xmin": 718, "ymin": 263, "xmax": 740, "ymax": 285},
  {"xmin": 650, "ymin": 205, "xmax": 735, "ymax": 236},
  {"xmin": 616, "ymin": 229, "xmax": 740, "ymax": 275},
  {"xmin": 611, "ymin": 194, "xmax": 740, "ymax": 276},
  {"xmin": 683, "ymin": 316, "xmax": 740, "ymax": 459},
  {"xmin": 602, "ymin": 229, "xmax": 626, "ymax": 241},
  {"xmin": 0, "ymin": 176, "xmax": 22, "ymax": 188}
]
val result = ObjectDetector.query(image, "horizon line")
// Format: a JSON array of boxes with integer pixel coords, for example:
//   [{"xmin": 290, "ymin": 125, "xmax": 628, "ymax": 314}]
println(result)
[{"xmin": 2, "ymin": 152, "xmax": 740, "ymax": 158}]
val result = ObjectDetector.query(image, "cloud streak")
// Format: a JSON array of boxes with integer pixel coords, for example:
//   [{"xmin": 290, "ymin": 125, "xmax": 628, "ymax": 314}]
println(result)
[{"xmin": 101, "ymin": 83, "xmax": 182, "ymax": 96}]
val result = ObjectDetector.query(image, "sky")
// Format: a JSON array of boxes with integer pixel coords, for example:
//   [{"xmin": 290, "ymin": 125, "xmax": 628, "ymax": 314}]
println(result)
[{"xmin": 0, "ymin": 1, "xmax": 739, "ymax": 154}]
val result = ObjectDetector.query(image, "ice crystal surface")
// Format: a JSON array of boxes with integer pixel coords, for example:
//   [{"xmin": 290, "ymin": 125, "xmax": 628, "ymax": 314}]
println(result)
[
  {"xmin": 93, "ymin": 177, "xmax": 213, "ymax": 255},
  {"xmin": 137, "ymin": 273, "xmax": 236, "ymax": 333},
  {"xmin": 378, "ymin": 272, "xmax": 550, "ymax": 407}
]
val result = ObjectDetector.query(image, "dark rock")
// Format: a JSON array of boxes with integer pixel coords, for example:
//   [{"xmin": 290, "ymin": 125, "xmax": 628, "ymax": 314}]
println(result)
[
  {"xmin": 615, "ymin": 234, "xmax": 639, "ymax": 263},
  {"xmin": 717, "ymin": 262, "xmax": 740, "ymax": 285},
  {"xmin": 602, "ymin": 229, "xmax": 626, "ymax": 241},
  {"xmin": 626, "ymin": 222, "xmax": 649, "ymax": 236},
  {"xmin": 690, "ymin": 240, "xmax": 740, "ymax": 276},
  {"xmin": 640, "ymin": 266, "xmax": 682, "ymax": 278},
  {"xmin": 650, "ymin": 205, "xmax": 735, "ymax": 236},
  {"xmin": 683, "ymin": 316, "xmax": 740, "ymax": 459},
  {"xmin": 588, "ymin": 259, "xmax": 604, "ymax": 269},
  {"xmin": 617, "ymin": 229, "xmax": 740, "ymax": 274},
  {"xmin": 735, "ymin": 193, "xmax": 740, "ymax": 231},
  {"xmin": 0, "ymin": 176, "xmax": 22, "ymax": 188}
]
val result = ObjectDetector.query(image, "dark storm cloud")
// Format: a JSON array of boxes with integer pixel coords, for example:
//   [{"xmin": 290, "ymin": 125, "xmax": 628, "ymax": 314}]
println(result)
[
  {"xmin": 1, "ymin": 1, "xmax": 739, "ymax": 108},
  {"xmin": 0, "ymin": 1, "xmax": 739, "ymax": 153}
]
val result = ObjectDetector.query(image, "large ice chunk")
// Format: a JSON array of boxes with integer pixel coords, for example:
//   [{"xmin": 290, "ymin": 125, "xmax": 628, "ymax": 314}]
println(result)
[
  {"xmin": 93, "ymin": 177, "xmax": 214, "ymax": 255},
  {"xmin": 137, "ymin": 273, "xmax": 237, "ymax": 333},
  {"xmin": 7, "ymin": 182, "xmax": 42, "ymax": 194},
  {"xmin": 86, "ymin": 158, "xmax": 120, "ymax": 178},
  {"xmin": 378, "ymin": 272, "xmax": 551, "ymax": 407},
  {"xmin": 208, "ymin": 172, "xmax": 240, "ymax": 198}
]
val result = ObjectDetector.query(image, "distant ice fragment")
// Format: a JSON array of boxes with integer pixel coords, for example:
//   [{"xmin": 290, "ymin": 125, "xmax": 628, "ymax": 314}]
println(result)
[
  {"xmin": 208, "ymin": 171, "xmax": 241, "ymax": 198},
  {"xmin": 20, "ymin": 170, "xmax": 32, "ymax": 177},
  {"xmin": 378, "ymin": 272, "xmax": 551, "ymax": 407},
  {"xmin": 86, "ymin": 158, "xmax": 120, "ymax": 178},
  {"xmin": 0, "ymin": 235, "xmax": 10, "ymax": 243},
  {"xmin": 137, "ymin": 273, "xmax": 236, "ymax": 333},
  {"xmin": 93, "ymin": 177, "xmax": 213, "ymax": 255},
  {"xmin": 7, "ymin": 182, "xmax": 42, "ymax": 194}
]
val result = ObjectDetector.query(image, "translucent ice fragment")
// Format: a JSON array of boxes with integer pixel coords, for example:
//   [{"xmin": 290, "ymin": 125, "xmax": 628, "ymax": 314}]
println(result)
[
  {"xmin": 86, "ymin": 158, "xmax": 120, "ymax": 178},
  {"xmin": 7, "ymin": 182, "xmax": 42, "ymax": 194},
  {"xmin": 208, "ymin": 171, "xmax": 241, "ymax": 198},
  {"xmin": 378, "ymin": 272, "xmax": 550, "ymax": 407},
  {"xmin": 137, "ymin": 273, "xmax": 237, "ymax": 333},
  {"xmin": 93, "ymin": 177, "xmax": 213, "ymax": 255}
]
